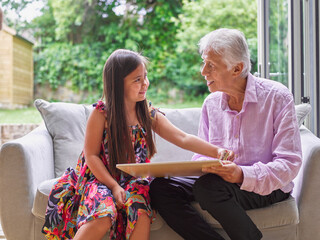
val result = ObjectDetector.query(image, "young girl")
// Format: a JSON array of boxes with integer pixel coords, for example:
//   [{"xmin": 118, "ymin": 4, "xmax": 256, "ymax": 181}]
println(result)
[{"xmin": 42, "ymin": 49, "xmax": 233, "ymax": 240}]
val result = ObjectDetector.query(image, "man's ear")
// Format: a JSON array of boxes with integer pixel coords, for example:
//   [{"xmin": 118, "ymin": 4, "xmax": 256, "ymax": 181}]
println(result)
[{"xmin": 232, "ymin": 62, "xmax": 244, "ymax": 77}]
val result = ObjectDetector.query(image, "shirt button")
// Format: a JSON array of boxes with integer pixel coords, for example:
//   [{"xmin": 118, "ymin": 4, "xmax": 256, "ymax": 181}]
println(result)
[{"xmin": 235, "ymin": 134, "xmax": 239, "ymax": 138}]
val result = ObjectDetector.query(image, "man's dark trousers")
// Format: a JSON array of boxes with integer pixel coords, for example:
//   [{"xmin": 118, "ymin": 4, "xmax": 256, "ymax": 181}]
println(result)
[{"xmin": 149, "ymin": 174, "xmax": 290, "ymax": 240}]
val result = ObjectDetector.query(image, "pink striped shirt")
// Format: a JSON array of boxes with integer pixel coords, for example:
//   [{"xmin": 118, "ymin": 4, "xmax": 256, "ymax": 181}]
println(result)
[{"xmin": 192, "ymin": 74, "xmax": 302, "ymax": 196}]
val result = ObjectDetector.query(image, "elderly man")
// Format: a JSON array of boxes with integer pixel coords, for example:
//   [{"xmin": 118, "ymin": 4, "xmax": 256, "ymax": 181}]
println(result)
[{"xmin": 150, "ymin": 28, "xmax": 302, "ymax": 240}]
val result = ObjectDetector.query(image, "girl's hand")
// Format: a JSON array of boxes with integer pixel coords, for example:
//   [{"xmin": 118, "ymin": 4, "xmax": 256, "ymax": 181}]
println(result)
[
  {"xmin": 217, "ymin": 148, "xmax": 235, "ymax": 161},
  {"xmin": 111, "ymin": 185, "xmax": 126, "ymax": 209}
]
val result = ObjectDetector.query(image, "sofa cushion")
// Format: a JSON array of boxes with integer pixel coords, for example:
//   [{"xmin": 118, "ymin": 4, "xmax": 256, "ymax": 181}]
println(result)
[
  {"xmin": 35, "ymin": 100, "xmax": 202, "ymax": 175},
  {"xmin": 152, "ymin": 108, "xmax": 201, "ymax": 163},
  {"xmin": 295, "ymin": 103, "xmax": 311, "ymax": 127},
  {"xmin": 34, "ymin": 100, "xmax": 308, "ymax": 177},
  {"xmin": 32, "ymin": 178, "xmax": 59, "ymax": 221},
  {"xmin": 192, "ymin": 195, "xmax": 299, "ymax": 229},
  {"xmin": 33, "ymin": 178, "xmax": 298, "ymax": 233},
  {"xmin": 34, "ymin": 99, "xmax": 93, "ymax": 177}
]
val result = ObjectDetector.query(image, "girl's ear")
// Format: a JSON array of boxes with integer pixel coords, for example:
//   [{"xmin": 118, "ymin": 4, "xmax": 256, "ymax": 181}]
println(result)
[{"xmin": 232, "ymin": 62, "xmax": 244, "ymax": 77}]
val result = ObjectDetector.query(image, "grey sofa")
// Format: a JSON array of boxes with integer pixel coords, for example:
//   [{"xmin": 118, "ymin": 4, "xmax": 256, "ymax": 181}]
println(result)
[{"xmin": 0, "ymin": 99, "xmax": 318, "ymax": 240}]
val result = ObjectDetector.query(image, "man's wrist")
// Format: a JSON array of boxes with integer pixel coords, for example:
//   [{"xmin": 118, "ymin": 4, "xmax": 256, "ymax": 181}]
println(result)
[{"xmin": 236, "ymin": 166, "xmax": 244, "ymax": 184}]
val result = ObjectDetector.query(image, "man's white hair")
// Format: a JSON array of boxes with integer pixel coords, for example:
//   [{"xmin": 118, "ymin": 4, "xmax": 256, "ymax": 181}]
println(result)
[{"xmin": 198, "ymin": 28, "xmax": 251, "ymax": 78}]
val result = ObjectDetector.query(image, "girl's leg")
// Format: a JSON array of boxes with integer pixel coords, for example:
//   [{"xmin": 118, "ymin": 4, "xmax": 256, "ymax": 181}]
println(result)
[
  {"xmin": 73, "ymin": 217, "xmax": 112, "ymax": 240},
  {"xmin": 129, "ymin": 212, "xmax": 151, "ymax": 240}
]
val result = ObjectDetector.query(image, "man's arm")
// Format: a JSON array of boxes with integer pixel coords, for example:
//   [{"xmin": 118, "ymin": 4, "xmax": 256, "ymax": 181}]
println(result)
[
  {"xmin": 240, "ymin": 96, "xmax": 302, "ymax": 195},
  {"xmin": 202, "ymin": 94, "xmax": 302, "ymax": 194}
]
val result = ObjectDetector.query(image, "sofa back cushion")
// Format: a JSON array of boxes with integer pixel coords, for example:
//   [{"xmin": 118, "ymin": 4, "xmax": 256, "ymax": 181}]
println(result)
[
  {"xmin": 35, "ymin": 99, "xmax": 93, "ymax": 177},
  {"xmin": 152, "ymin": 108, "xmax": 201, "ymax": 162},
  {"xmin": 35, "ymin": 100, "xmax": 201, "ymax": 177},
  {"xmin": 35, "ymin": 99, "xmax": 310, "ymax": 177}
]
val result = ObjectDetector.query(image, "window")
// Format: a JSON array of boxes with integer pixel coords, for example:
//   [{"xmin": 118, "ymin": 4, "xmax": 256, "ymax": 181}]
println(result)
[
  {"xmin": 269, "ymin": 0, "xmax": 288, "ymax": 85},
  {"xmin": 258, "ymin": 0, "xmax": 320, "ymax": 136},
  {"xmin": 257, "ymin": 0, "xmax": 289, "ymax": 85}
]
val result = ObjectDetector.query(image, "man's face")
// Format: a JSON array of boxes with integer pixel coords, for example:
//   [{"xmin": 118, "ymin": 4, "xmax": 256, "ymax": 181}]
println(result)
[{"xmin": 201, "ymin": 50, "xmax": 235, "ymax": 93}]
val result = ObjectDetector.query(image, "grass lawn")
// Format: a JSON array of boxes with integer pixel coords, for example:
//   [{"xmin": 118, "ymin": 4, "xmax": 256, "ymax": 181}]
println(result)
[
  {"xmin": 155, "ymin": 101, "xmax": 202, "ymax": 109},
  {"xmin": 0, "ymin": 107, "xmax": 43, "ymax": 124},
  {"xmin": 0, "ymin": 100, "xmax": 203, "ymax": 124}
]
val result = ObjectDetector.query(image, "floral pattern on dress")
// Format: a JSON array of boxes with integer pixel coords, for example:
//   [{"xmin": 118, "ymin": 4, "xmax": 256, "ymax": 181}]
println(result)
[{"xmin": 42, "ymin": 100, "xmax": 156, "ymax": 240}]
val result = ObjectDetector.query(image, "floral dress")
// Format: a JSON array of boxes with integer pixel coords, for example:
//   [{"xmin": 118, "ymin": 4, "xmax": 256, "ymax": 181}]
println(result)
[{"xmin": 42, "ymin": 101, "xmax": 156, "ymax": 240}]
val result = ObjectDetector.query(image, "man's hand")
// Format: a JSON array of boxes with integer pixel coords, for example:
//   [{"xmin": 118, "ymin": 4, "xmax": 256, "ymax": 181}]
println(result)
[{"xmin": 202, "ymin": 160, "xmax": 243, "ymax": 184}]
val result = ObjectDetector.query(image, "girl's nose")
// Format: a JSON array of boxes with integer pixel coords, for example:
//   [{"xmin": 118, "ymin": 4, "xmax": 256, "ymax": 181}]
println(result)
[{"xmin": 143, "ymin": 77, "xmax": 149, "ymax": 87}]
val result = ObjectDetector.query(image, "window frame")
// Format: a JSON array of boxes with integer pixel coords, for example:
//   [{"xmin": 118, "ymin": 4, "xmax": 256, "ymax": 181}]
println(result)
[{"xmin": 258, "ymin": 0, "xmax": 320, "ymax": 136}]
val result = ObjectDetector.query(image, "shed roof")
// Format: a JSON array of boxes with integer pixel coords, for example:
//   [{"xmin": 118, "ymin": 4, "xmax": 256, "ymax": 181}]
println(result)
[{"xmin": 1, "ymin": 24, "xmax": 34, "ymax": 45}]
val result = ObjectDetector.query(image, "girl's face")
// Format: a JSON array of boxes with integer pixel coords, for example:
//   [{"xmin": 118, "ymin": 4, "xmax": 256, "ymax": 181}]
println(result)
[{"xmin": 124, "ymin": 63, "xmax": 149, "ymax": 106}]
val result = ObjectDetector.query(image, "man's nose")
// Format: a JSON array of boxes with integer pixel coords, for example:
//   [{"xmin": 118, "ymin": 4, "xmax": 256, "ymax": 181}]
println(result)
[{"xmin": 201, "ymin": 64, "xmax": 208, "ymax": 76}]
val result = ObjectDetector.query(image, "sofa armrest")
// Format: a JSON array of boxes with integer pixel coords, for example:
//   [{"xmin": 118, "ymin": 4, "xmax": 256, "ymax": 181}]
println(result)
[
  {"xmin": 292, "ymin": 126, "xmax": 320, "ymax": 239},
  {"xmin": 0, "ymin": 124, "xmax": 54, "ymax": 240}
]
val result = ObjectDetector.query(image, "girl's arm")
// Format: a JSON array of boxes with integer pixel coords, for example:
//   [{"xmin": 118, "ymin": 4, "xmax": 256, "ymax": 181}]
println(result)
[
  {"xmin": 84, "ymin": 108, "xmax": 125, "ymax": 206},
  {"xmin": 152, "ymin": 112, "xmax": 233, "ymax": 160}
]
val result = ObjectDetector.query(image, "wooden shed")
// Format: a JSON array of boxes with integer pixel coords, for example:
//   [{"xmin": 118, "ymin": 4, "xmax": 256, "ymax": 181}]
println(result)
[{"xmin": 0, "ymin": 25, "xmax": 34, "ymax": 108}]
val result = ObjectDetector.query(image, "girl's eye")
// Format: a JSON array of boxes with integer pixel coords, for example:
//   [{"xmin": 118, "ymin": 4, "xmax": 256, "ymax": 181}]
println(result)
[{"xmin": 134, "ymin": 78, "xmax": 140, "ymax": 82}]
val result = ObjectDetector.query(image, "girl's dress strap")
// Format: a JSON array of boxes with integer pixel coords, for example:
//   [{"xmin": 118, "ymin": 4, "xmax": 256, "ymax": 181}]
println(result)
[
  {"xmin": 92, "ymin": 100, "xmax": 106, "ymax": 113},
  {"xmin": 149, "ymin": 101, "xmax": 165, "ymax": 119}
]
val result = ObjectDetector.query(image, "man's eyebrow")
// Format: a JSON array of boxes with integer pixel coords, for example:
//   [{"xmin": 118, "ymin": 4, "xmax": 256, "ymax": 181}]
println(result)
[
  {"xmin": 201, "ymin": 54, "xmax": 209, "ymax": 60},
  {"xmin": 202, "ymin": 57, "xmax": 213, "ymax": 64}
]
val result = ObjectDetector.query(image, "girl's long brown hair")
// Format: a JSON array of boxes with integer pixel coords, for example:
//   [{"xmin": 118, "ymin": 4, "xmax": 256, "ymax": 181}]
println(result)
[{"xmin": 102, "ymin": 49, "xmax": 156, "ymax": 176}]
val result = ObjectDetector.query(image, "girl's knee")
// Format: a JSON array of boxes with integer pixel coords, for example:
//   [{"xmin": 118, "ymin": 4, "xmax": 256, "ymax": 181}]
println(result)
[
  {"xmin": 138, "ymin": 211, "xmax": 150, "ymax": 222},
  {"xmin": 90, "ymin": 217, "xmax": 112, "ymax": 234},
  {"xmin": 75, "ymin": 217, "xmax": 112, "ymax": 239}
]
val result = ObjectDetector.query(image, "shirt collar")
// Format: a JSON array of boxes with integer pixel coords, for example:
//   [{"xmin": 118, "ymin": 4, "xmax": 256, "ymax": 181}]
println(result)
[
  {"xmin": 243, "ymin": 73, "xmax": 258, "ymax": 104},
  {"xmin": 219, "ymin": 73, "xmax": 258, "ymax": 111}
]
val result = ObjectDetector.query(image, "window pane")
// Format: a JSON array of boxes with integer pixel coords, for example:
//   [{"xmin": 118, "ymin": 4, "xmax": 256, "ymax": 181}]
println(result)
[{"xmin": 269, "ymin": 0, "xmax": 289, "ymax": 85}]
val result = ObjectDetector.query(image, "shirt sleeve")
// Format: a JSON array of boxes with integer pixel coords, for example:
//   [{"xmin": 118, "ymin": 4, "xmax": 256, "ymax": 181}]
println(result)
[{"xmin": 240, "ymin": 95, "xmax": 302, "ymax": 195}]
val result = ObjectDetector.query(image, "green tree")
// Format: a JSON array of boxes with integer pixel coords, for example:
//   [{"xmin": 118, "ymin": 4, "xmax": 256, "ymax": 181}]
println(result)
[
  {"xmin": 1, "ymin": 0, "xmax": 33, "ymax": 31},
  {"xmin": 166, "ymin": 0, "xmax": 258, "ymax": 95},
  {"xmin": 3, "ymin": 0, "xmax": 259, "ymax": 103},
  {"xmin": 30, "ymin": 0, "xmax": 184, "ymax": 103}
]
